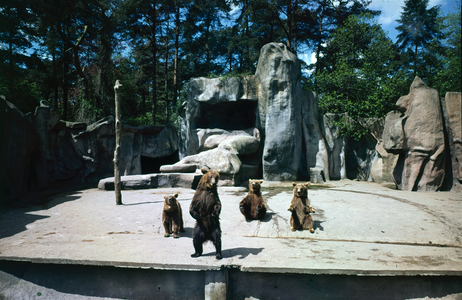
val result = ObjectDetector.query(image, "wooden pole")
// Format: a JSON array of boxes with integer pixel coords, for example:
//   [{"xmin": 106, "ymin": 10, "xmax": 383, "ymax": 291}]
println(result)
[{"xmin": 114, "ymin": 80, "xmax": 123, "ymax": 205}]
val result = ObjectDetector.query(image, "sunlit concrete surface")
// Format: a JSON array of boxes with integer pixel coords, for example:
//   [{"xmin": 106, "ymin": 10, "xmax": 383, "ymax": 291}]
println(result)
[{"xmin": 1, "ymin": 180, "xmax": 461, "ymax": 299}]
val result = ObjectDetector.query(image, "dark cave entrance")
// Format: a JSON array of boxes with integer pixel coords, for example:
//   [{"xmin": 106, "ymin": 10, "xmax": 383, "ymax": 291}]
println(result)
[
  {"xmin": 195, "ymin": 100, "xmax": 258, "ymax": 130},
  {"xmin": 140, "ymin": 150, "xmax": 179, "ymax": 174}
]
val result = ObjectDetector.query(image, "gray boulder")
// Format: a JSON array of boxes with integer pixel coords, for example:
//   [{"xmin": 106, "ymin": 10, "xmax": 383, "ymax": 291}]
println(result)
[
  {"xmin": 163, "ymin": 129, "xmax": 261, "ymax": 185},
  {"xmin": 383, "ymin": 77, "xmax": 446, "ymax": 191},
  {"xmin": 255, "ymin": 42, "xmax": 302, "ymax": 181}
]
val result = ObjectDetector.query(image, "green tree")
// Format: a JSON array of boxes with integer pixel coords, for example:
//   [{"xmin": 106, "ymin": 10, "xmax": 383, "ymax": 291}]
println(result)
[
  {"xmin": 315, "ymin": 14, "xmax": 405, "ymax": 138},
  {"xmin": 310, "ymin": 0, "xmax": 379, "ymax": 91},
  {"xmin": 395, "ymin": 0, "xmax": 441, "ymax": 79},
  {"xmin": 0, "ymin": 0, "xmax": 40, "ymax": 112},
  {"xmin": 182, "ymin": 0, "xmax": 230, "ymax": 77},
  {"xmin": 433, "ymin": 2, "xmax": 461, "ymax": 94}
]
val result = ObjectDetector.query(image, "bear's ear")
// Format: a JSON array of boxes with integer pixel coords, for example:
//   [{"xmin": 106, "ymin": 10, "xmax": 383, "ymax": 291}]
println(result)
[
  {"xmin": 305, "ymin": 182, "xmax": 310, "ymax": 187},
  {"xmin": 259, "ymin": 180, "xmax": 263, "ymax": 184},
  {"xmin": 292, "ymin": 182, "xmax": 297, "ymax": 187},
  {"xmin": 174, "ymin": 193, "xmax": 179, "ymax": 198},
  {"xmin": 201, "ymin": 168, "xmax": 208, "ymax": 174},
  {"xmin": 163, "ymin": 196, "xmax": 168, "ymax": 200}
]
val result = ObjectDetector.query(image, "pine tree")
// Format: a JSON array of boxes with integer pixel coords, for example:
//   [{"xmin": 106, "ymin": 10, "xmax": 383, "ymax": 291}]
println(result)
[
  {"xmin": 395, "ymin": 0, "xmax": 440, "ymax": 78},
  {"xmin": 0, "ymin": 0, "xmax": 38, "ymax": 111}
]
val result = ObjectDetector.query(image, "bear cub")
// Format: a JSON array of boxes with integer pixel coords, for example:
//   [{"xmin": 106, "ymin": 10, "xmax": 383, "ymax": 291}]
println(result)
[
  {"xmin": 288, "ymin": 182, "xmax": 315, "ymax": 233},
  {"xmin": 162, "ymin": 193, "xmax": 185, "ymax": 238},
  {"xmin": 189, "ymin": 168, "xmax": 222, "ymax": 259},
  {"xmin": 239, "ymin": 180, "xmax": 267, "ymax": 220}
]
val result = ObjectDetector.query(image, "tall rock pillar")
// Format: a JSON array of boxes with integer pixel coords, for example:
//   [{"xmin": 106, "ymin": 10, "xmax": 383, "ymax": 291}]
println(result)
[{"xmin": 255, "ymin": 43, "xmax": 302, "ymax": 181}]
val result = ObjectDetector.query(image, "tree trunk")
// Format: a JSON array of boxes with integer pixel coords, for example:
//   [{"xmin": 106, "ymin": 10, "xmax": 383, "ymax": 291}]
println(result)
[
  {"xmin": 287, "ymin": 0, "xmax": 292, "ymax": 51},
  {"xmin": 53, "ymin": 50, "xmax": 58, "ymax": 108},
  {"xmin": 141, "ymin": 86, "xmax": 146, "ymax": 115},
  {"xmin": 114, "ymin": 80, "xmax": 123, "ymax": 205},
  {"xmin": 7, "ymin": 5, "xmax": 13, "ymax": 101},
  {"xmin": 63, "ymin": 44, "xmax": 69, "ymax": 121},
  {"xmin": 151, "ymin": 4, "xmax": 158, "ymax": 125},
  {"xmin": 165, "ymin": 17, "xmax": 170, "ymax": 124},
  {"xmin": 314, "ymin": 0, "xmax": 326, "ymax": 92},
  {"xmin": 293, "ymin": 0, "xmax": 298, "ymax": 55},
  {"xmin": 173, "ymin": 2, "xmax": 180, "ymax": 117}
]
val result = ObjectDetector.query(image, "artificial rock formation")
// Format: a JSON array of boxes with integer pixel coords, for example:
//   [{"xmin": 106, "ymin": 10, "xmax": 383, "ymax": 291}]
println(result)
[
  {"xmin": 1, "ymin": 97, "xmax": 178, "ymax": 203},
  {"xmin": 1, "ymin": 97, "xmax": 40, "ymax": 203},
  {"xmin": 383, "ymin": 77, "xmax": 446, "ymax": 191},
  {"xmin": 255, "ymin": 43, "xmax": 303, "ymax": 181},
  {"xmin": 177, "ymin": 43, "xmax": 330, "ymax": 184},
  {"xmin": 163, "ymin": 128, "xmax": 261, "ymax": 185},
  {"xmin": 443, "ymin": 92, "xmax": 462, "ymax": 191}
]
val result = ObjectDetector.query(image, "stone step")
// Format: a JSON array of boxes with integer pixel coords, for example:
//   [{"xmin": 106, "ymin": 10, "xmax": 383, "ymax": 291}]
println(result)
[{"xmin": 98, "ymin": 173, "xmax": 202, "ymax": 190}]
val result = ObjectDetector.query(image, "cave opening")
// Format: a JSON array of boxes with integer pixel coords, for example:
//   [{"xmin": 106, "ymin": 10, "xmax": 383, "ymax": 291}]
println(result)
[
  {"xmin": 195, "ymin": 100, "xmax": 258, "ymax": 130},
  {"xmin": 141, "ymin": 150, "xmax": 179, "ymax": 174}
]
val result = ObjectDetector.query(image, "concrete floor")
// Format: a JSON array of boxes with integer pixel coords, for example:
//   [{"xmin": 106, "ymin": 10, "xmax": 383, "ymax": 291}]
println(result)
[{"xmin": 0, "ymin": 180, "xmax": 461, "ymax": 299}]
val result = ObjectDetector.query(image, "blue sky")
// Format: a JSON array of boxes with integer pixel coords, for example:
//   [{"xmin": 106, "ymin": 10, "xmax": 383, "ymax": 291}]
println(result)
[
  {"xmin": 370, "ymin": 0, "xmax": 459, "ymax": 41},
  {"xmin": 300, "ymin": 0, "xmax": 459, "ymax": 66}
]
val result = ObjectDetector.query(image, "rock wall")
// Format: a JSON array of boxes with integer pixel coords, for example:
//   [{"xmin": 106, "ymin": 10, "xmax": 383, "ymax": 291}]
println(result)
[
  {"xmin": 1, "ymin": 98, "xmax": 40, "ymax": 203},
  {"xmin": 382, "ymin": 77, "xmax": 447, "ymax": 191},
  {"xmin": 1, "ymin": 97, "xmax": 178, "ymax": 204},
  {"xmin": 442, "ymin": 92, "xmax": 462, "ymax": 191},
  {"xmin": 178, "ymin": 43, "xmax": 379, "ymax": 184}
]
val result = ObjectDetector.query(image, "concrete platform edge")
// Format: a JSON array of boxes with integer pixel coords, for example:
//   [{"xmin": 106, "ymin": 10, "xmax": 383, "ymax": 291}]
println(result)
[{"xmin": 1, "ymin": 256, "xmax": 460, "ymax": 277}]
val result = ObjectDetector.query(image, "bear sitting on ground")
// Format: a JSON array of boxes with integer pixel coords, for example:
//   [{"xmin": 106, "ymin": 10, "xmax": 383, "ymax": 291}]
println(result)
[
  {"xmin": 189, "ymin": 168, "xmax": 222, "ymax": 259},
  {"xmin": 162, "ymin": 193, "xmax": 185, "ymax": 238},
  {"xmin": 239, "ymin": 180, "xmax": 267, "ymax": 220},
  {"xmin": 288, "ymin": 182, "xmax": 315, "ymax": 233}
]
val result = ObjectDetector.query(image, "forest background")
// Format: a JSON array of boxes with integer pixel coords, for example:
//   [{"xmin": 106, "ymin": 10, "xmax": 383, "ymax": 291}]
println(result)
[{"xmin": 0, "ymin": 0, "xmax": 460, "ymax": 138}]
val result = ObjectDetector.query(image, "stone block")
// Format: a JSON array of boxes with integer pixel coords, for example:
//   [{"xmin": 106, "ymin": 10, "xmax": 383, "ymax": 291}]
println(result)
[
  {"xmin": 160, "ymin": 164, "xmax": 198, "ymax": 173},
  {"xmin": 309, "ymin": 167, "xmax": 325, "ymax": 184}
]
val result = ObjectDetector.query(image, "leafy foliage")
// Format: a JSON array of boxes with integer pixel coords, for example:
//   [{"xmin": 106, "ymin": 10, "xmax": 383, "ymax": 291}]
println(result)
[
  {"xmin": 0, "ymin": 0, "xmax": 459, "ymax": 130},
  {"xmin": 313, "ymin": 13, "xmax": 409, "ymax": 139}
]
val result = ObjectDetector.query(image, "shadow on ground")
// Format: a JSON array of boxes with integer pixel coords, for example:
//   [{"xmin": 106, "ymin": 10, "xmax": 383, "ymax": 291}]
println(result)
[
  {"xmin": 0, "ymin": 184, "xmax": 92, "ymax": 239},
  {"xmin": 201, "ymin": 247, "xmax": 264, "ymax": 259}
]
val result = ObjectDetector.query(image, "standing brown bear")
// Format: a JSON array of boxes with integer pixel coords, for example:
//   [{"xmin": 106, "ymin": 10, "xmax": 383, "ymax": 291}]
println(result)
[
  {"xmin": 239, "ymin": 180, "xmax": 267, "ymax": 220},
  {"xmin": 288, "ymin": 182, "xmax": 315, "ymax": 233},
  {"xmin": 162, "ymin": 193, "xmax": 185, "ymax": 238},
  {"xmin": 189, "ymin": 168, "xmax": 222, "ymax": 259}
]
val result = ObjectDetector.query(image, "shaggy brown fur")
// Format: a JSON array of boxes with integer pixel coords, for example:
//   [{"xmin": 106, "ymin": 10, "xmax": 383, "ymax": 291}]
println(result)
[
  {"xmin": 162, "ymin": 193, "xmax": 185, "ymax": 238},
  {"xmin": 189, "ymin": 168, "xmax": 222, "ymax": 259},
  {"xmin": 239, "ymin": 180, "xmax": 266, "ymax": 220},
  {"xmin": 288, "ymin": 182, "xmax": 315, "ymax": 233}
]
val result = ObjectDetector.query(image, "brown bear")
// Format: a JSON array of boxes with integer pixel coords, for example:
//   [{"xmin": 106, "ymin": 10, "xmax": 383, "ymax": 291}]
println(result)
[
  {"xmin": 288, "ymin": 182, "xmax": 315, "ymax": 233},
  {"xmin": 239, "ymin": 180, "xmax": 267, "ymax": 220},
  {"xmin": 189, "ymin": 168, "xmax": 222, "ymax": 259},
  {"xmin": 162, "ymin": 193, "xmax": 185, "ymax": 238}
]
